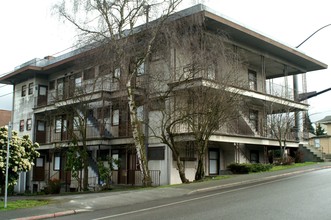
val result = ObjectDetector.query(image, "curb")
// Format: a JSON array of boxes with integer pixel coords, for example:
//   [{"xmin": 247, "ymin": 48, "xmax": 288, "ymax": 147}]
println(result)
[
  {"xmin": 15, "ymin": 209, "xmax": 89, "ymax": 220},
  {"xmin": 187, "ymin": 165, "xmax": 331, "ymax": 195}
]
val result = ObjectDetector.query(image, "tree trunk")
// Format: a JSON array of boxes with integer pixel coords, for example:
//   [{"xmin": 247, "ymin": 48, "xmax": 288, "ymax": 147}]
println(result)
[
  {"xmin": 195, "ymin": 153, "xmax": 205, "ymax": 181},
  {"xmin": 127, "ymin": 80, "xmax": 151, "ymax": 186},
  {"xmin": 174, "ymin": 152, "xmax": 189, "ymax": 183},
  {"xmin": 83, "ymin": 156, "xmax": 89, "ymax": 191}
]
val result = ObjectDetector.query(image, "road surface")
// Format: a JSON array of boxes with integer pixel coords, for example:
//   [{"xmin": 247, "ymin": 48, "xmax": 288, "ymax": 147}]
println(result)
[{"xmin": 58, "ymin": 169, "xmax": 331, "ymax": 220}]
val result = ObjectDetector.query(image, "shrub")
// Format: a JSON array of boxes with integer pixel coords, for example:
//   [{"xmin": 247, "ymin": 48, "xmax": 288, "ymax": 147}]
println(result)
[
  {"xmin": 249, "ymin": 163, "xmax": 273, "ymax": 172},
  {"xmin": 45, "ymin": 178, "xmax": 61, "ymax": 194},
  {"xmin": 227, "ymin": 163, "xmax": 250, "ymax": 174},
  {"xmin": 294, "ymin": 150, "xmax": 304, "ymax": 163},
  {"xmin": 273, "ymin": 156, "xmax": 295, "ymax": 165},
  {"xmin": 227, "ymin": 163, "xmax": 273, "ymax": 174}
]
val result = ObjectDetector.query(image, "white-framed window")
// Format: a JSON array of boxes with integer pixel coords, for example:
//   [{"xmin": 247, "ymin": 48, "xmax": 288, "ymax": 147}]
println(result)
[
  {"xmin": 315, "ymin": 139, "xmax": 320, "ymax": 148},
  {"xmin": 28, "ymin": 83, "xmax": 34, "ymax": 95},
  {"xmin": 114, "ymin": 68, "xmax": 121, "ymax": 79},
  {"xmin": 37, "ymin": 121, "xmax": 45, "ymax": 131},
  {"xmin": 36, "ymin": 157, "xmax": 44, "ymax": 167},
  {"xmin": 21, "ymin": 85, "xmax": 27, "ymax": 97},
  {"xmin": 26, "ymin": 118, "xmax": 32, "ymax": 131},
  {"xmin": 75, "ymin": 75, "xmax": 82, "ymax": 88},
  {"xmin": 137, "ymin": 62, "xmax": 145, "ymax": 76},
  {"xmin": 137, "ymin": 105, "xmax": 144, "ymax": 121},
  {"xmin": 248, "ymin": 69, "xmax": 257, "ymax": 90},
  {"xmin": 20, "ymin": 120, "xmax": 24, "ymax": 132},
  {"xmin": 112, "ymin": 109, "xmax": 119, "ymax": 126},
  {"xmin": 54, "ymin": 154, "xmax": 61, "ymax": 171}
]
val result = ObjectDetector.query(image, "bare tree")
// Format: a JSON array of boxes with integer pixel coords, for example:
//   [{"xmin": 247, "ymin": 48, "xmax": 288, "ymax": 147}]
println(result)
[
  {"xmin": 54, "ymin": 0, "xmax": 183, "ymax": 186},
  {"xmin": 266, "ymin": 101, "xmax": 297, "ymax": 160},
  {"xmin": 175, "ymin": 25, "xmax": 244, "ymax": 181},
  {"xmin": 146, "ymin": 16, "xmax": 244, "ymax": 181},
  {"xmin": 49, "ymin": 60, "xmax": 111, "ymax": 191}
]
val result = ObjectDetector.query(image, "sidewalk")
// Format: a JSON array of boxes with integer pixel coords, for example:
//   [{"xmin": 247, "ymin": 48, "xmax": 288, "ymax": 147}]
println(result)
[{"xmin": 2, "ymin": 162, "xmax": 331, "ymax": 220}]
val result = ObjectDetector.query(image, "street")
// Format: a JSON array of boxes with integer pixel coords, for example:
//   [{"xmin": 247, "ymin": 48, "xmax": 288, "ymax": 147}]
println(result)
[{"xmin": 57, "ymin": 168, "xmax": 331, "ymax": 220}]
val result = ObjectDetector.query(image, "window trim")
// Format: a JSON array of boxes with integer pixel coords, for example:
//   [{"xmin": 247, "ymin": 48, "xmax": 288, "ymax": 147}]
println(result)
[
  {"xmin": 19, "ymin": 119, "xmax": 24, "ymax": 132},
  {"xmin": 112, "ymin": 109, "xmax": 119, "ymax": 126},
  {"xmin": 248, "ymin": 69, "xmax": 257, "ymax": 91},
  {"xmin": 26, "ymin": 118, "xmax": 32, "ymax": 131},
  {"xmin": 54, "ymin": 153, "xmax": 61, "ymax": 171},
  {"xmin": 21, "ymin": 85, "xmax": 27, "ymax": 97},
  {"xmin": 28, "ymin": 82, "xmax": 34, "ymax": 95}
]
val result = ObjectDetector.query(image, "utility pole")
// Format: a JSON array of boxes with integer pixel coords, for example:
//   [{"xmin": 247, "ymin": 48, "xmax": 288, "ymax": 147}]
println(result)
[{"xmin": 4, "ymin": 122, "xmax": 12, "ymax": 208}]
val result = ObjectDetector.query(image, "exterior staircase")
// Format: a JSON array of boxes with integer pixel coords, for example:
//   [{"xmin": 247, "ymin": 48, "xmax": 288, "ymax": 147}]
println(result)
[
  {"xmin": 87, "ymin": 114, "xmax": 112, "ymax": 137},
  {"xmin": 299, "ymin": 144, "xmax": 325, "ymax": 162}
]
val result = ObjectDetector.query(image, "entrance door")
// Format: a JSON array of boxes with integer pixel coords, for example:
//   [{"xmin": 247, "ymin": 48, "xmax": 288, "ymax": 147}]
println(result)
[
  {"xmin": 33, "ymin": 156, "xmax": 45, "ymax": 181},
  {"xmin": 37, "ymin": 85, "xmax": 48, "ymax": 106},
  {"xmin": 209, "ymin": 149, "xmax": 219, "ymax": 175}
]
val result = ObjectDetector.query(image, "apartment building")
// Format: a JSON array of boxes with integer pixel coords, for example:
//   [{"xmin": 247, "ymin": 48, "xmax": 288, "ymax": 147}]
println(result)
[{"xmin": 0, "ymin": 5, "xmax": 327, "ymax": 193}]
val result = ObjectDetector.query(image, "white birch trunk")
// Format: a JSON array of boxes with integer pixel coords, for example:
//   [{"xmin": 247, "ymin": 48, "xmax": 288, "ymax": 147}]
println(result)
[{"xmin": 126, "ymin": 79, "xmax": 151, "ymax": 186}]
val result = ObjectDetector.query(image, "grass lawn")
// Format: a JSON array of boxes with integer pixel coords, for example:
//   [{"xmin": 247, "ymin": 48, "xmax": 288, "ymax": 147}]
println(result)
[
  {"xmin": 270, "ymin": 162, "xmax": 317, "ymax": 172},
  {"xmin": 0, "ymin": 200, "xmax": 49, "ymax": 211}
]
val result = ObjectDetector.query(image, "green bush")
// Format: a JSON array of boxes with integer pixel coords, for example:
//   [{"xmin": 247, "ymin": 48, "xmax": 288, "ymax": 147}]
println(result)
[
  {"xmin": 249, "ymin": 163, "xmax": 273, "ymax": 172},
  {"xmin": 227, "ymin": 163, "xmax": 250, "ymax": 174},
  {"xmin": 45, "ymin": 178, "xmax": 61, "ymax": 194},
  {"xmin": 227, "ymin": 163, "xmax": 273, "ymax": 174}
]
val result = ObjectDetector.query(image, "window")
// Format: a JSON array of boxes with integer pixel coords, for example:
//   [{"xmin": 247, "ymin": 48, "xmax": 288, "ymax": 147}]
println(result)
[
  {"xmin": 55, "ymin": 117, "xmax": 66, "ymax": 133},
  {"xmin": 250, "ymin": 150, "xmax": 259, "ymax": 163},
  {"xmin": 20, "ymin": 120, "xmax": 24, "ymax": 132},
  {"xmin": 137, "ymin": 106, "xmax": 144, "ymax": 121},
  {"xmin": 206, "ymin": 65, "xmax": 216, "ymax": 80},
  {"xmin": 74, "ymin": 73, "xmax": 82, "ymax": 88},
  {"xmin": 112, "ymin": 109, "xmax": 119, "ymax": 126},
  {"xmin": 39, "ymin": 86, "xmax": 47, "ymax": 96},
  {"xmin": 111, "ymin": 153, "xmax": 119, "ymax": 170},
  {"xmin": 98, "ymin": 149, "xmax": 110, "ymax": 161},
  {"xmin": 21, "ymin": 85, "xmax": 26, "ymax": 97},
  {"xmin": 315, "ymin": 139, "xmax": 320, "ymax": 148},
  {"xmin": 248, "ymin": 70, "xmax": 257, "ymax": 90},
  {"xmin": 97, "ymin": 106, "xmax": 110, "ymax": 119},
  {"xmin": 28, "ymin": 83, "xmax": 34, "ymax": 95},
  {"xmin": 137, "ymin": 62, "xmax": 145, "ymax": 76},
  {"xmin": 57, "ymin": 78, "xmax": 64, "ymax": 98},
  {"xmin": 26, "ymin": 118, "xmax": 32, "ymax": 131},
  {"xmin": 114, "ymin": 68, "xmax": 121, "ymax": 79},
  {"xmin": 177, "ymin": 143, "xmax": 196, "ymax": 161},
  {"xmin": 49, "ymin": 80, "xmax": 55, "ymax": 90},
  {"xmin": 37, "ymin": 121, "xmax": 45, "ymax": 131},
  {"xmin": 84, "ymin": 67, "xmax": 95, "ymax": 80},
  {"xmin": 249, "ymin": 110, "xmax": 259, "ymax": 131},
  {"xmin": 73, "ymin": 116, "xmax": 80, "ymax": 130},
  {"xmin": 148, "ymin": 147, "xmax": 165, "ymax": 160},
  {"xmin": 36, "ymin": 157, "xmax": 44, "ymax": 167},
  {"xmin": 54, "ymin": 153, "xmax": 61, "ymax": 171}
]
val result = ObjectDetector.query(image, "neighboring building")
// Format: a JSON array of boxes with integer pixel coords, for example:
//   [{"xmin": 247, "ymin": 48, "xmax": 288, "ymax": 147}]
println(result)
[
  {"xmin": 0, "ymin": 5, "xmax": 327, "ymax": 193},
  {"xmin": 309, "ymin": 116, "xmax": 331, "ymax": 156},
  {"xmin": 0, "ymin": 109, "xmax": 11, "ymax": 127}
]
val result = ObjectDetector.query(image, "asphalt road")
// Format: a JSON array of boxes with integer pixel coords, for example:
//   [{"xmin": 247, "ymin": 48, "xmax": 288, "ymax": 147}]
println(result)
[{"xmin": 58, "ymin": 168, "xmax": 331, "ymax": 220}]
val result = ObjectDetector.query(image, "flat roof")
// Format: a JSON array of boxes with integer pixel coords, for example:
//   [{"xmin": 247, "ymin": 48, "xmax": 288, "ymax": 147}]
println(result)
[{"xmin": 0, "ymin": 4, "xmax": 327, "ymax": 84}]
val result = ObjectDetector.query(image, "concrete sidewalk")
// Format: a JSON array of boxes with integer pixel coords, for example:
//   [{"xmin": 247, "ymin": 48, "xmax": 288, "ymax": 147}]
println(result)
[{"xmin": 2, "ymin": 162, "xmax": 331, "ymax": 220}]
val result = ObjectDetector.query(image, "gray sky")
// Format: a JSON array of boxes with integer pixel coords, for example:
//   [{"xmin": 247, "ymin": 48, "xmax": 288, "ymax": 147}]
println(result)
[{"xmin": 0, "ymin": 0, "xmax": 330, "ymax": 122}]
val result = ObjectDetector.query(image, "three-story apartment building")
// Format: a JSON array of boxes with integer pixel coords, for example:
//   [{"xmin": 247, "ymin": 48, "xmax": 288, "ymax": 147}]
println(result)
[{"xmin": 0, "ymin": 4, "xmax": 327, "ymax": 193}]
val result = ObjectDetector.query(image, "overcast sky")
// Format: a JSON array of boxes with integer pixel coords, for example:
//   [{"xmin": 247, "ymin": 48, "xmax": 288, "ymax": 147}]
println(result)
[{"xmin": 0, "ymin": 0, "xmax": 330, "ymax": 122}]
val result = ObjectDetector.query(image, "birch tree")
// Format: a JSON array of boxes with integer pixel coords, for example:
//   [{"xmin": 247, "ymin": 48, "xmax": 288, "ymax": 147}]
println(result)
[{"xmin": 55, "ymin": 0, "xmax": 183, "ymax": 186}]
